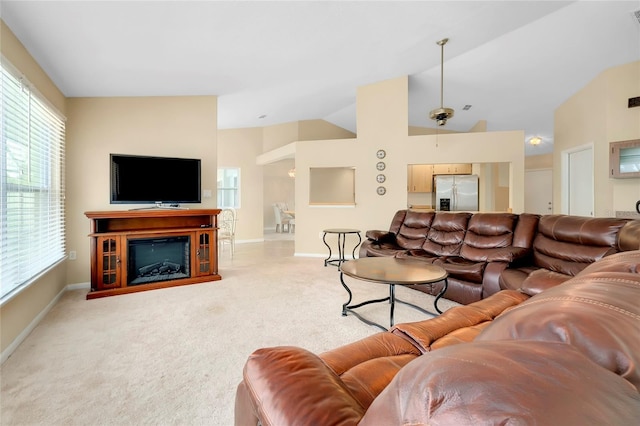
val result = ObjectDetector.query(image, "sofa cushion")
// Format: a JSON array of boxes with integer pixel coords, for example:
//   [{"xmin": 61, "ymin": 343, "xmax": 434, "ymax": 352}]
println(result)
[
  {"xmin": 395, "ymin": 249, "xmax": 438, "ymax": 262},
  {"xmin": 360, "ymin": 340, "xmax": 640, "ymax": 426},
  {"xmin": 434, "ymin": 256, "xmax": 485, "ymax": 283},
  {"xmin": 532, "ymin": 215, "xmax": 629, "ymax": 274},
  {"xmin": 421, "ymin": 212, "xmax": 471, "ymax": 256},
  {"xmin": 460, "ymin": 213, "xmax": 517, "ymax": 261},
  {"xmin": 519, "ymin": 268, "xmax": 572, "ymax": 295},
  {"xmin": 387, "ymin": 209, "xmax": 407, "ymax": 235},
  {"xmin": 395, "ymin": 210, "xmax": 434, "ymax": 249},
  {"xmin": 576, "ymin": 249, "xmax": 640, "ymax": 275},
  {"xmin": 499, "ymin": 266, "xmax": 537, "ymax": 291},
  {"xmin": 479, "ymin": 269, "xmax": 640, "ymax": 391},
  {"xmin": 363, "ymin": 243, "xmax": 407, "ymax": 258}
]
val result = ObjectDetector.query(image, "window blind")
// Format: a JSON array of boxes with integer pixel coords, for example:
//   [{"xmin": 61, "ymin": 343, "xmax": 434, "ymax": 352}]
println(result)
[{"xmin": 1, "ymin": 59, "xmax": 66, "ymax": 300}]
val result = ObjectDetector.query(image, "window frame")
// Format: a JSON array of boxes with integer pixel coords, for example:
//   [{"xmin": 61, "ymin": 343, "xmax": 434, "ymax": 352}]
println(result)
[
  {"xmin": 1, "ymin": 56, "xmax": 66, "ymax": 303},
  {"xmin": 217, "ymin": 167, "xmax": 240, "ymax": 209}
]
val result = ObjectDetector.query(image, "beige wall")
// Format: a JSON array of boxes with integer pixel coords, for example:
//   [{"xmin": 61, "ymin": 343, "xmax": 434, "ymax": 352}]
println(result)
[
  {"xmin": 409, "ymin": 126, "xmax": 458, "ymax": 136},
  {"xmin": 299, "ymin": 119, "xmax": 356, "ymax": 141},
  {"xmin": 555, "ymin": 60, "xmax": 640, "ymax": 216},
  {"xmin": 65, "ymin": 96, "xmax": 218, "ymax": 285},
  {"xmin": 293, "ymin": 77, "xmax": 525, "ymax": 256},
  {"xmin": 525, "ymin": 154, "xmax": 553, "ymax": 170},
  {"xmin": 219, "ymin": 120, "xmax": 356, "ymax": 233},
  {"xmin": 263, "ymin": 122, "xmax": 300, "ymax": 152},
  {"xmin": 0, "ymin": 21, "xmax": 68, "ymax": 357},
  {"xmin": 217, "ymin": 127, "xmax": 265, "ymax": 240}
]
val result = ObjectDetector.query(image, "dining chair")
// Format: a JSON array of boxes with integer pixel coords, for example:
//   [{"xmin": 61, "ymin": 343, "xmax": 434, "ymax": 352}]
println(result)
[
  {"xmin": 273, "ymin": 204, "xmax": 292, "ymax": 233},
  {"xmin": 218, "ymin": 208, "xmax": 237, "ymax": 257}
]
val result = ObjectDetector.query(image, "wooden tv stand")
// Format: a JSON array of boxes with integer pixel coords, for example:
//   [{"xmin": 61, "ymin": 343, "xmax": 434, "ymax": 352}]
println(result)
[{"xmin": 85, "ymin": 209, "xmax": 222, "ymax": 299}]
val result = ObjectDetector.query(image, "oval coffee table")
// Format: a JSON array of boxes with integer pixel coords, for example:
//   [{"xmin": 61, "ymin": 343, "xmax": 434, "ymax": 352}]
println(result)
[{"xmin": 339, "ymin": 257, "xmax": 448, "ymax": 331}]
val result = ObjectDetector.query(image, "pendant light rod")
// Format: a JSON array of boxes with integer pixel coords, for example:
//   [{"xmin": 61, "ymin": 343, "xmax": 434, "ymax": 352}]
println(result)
[
  {"xmin": 438, "ymin": 38, "xmax": 448, "ymax": 108},
  {"xmin": 429, "ymin": 37, "xmax": 454, "ymax": 126}
]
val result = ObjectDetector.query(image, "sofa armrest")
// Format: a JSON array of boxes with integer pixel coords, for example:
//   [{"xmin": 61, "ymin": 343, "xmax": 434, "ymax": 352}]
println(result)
[
  {"xmin": 483, "ymin": 246, "xmax": 531, "ymax": 263},
  {"xmin": 391, "ymin": 290, "xmax": 529, "ymax": 353},
  {"xmin": 240, "ymin": 346, "xmax": 365, "ymax": 426},
  {"xmin": 618, "ymin": 220, "xmax": 640, "ymax": 251},
  {"xmin": 365, "ymin": 229, "xmax": 396, "ymax": 244},
  {"xmin": 481, "ymin": 261, "xmax": 510, "ymax": 297}
]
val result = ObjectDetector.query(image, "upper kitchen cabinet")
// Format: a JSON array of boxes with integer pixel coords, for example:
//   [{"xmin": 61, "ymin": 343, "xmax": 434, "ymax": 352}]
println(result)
[
  {"xmin": 433, "ymin": 163, "xmax": 473, "ymax": 175},
  {"xmin": 408, "ymin": 163, "xmax": 474, "ymax": 193},
  {"xmin": 408, "ymin": 164, "xmax": 433, "ymax": 192}
]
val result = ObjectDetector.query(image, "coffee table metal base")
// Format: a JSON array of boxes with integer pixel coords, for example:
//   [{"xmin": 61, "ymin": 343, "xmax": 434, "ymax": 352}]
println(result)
[{"xmin": 340, "ymin": 275, "xmax": 448, "ymax": 331}]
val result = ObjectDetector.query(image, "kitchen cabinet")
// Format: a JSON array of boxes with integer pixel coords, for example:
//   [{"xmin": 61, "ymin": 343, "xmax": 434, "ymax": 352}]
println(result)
[
  {"xmin": 610, "ymin": 139, "xmax": 640, "ymax": 178},
  {"xmin": 408, "ymin": 163, "xmax": 473, "ymax": 193},
  {"xmin": 433, "ymin": 163, "xmax": 472, "ymax": 175},
  {"xmin": 408, "ymin": 164, "xmax": 433, "ymax": 192}
]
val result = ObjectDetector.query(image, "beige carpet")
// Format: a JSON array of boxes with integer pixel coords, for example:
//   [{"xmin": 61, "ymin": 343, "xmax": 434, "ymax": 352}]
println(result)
[{"xmin": 0, "ymin": 238, "xmax": 459, "ymax": 425}]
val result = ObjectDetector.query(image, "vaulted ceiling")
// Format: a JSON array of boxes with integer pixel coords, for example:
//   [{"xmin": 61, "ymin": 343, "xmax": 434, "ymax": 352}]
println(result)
[{"xmin": 2, "ymin": 1, "xmax": 639, "ymax": 155}]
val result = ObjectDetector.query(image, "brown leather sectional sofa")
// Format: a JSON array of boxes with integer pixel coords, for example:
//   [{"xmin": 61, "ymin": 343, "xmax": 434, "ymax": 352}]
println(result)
[
  {"xmin": 359, "ymin": 210, "xmax": 639, "ymax": 305},
  {"xmin": 235, "ymin": 249, "xmax": 640, "ymax": 425}
]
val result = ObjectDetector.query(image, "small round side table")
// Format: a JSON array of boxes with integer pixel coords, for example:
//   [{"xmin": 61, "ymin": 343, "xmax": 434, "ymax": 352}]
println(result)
[{"xmin": 322, "ymin": 228, "xmax": 362, "ymax": 267}]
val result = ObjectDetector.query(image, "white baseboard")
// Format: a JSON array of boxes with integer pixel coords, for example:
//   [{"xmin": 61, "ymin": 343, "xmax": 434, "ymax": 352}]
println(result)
[
  {"xmin": 294, "ymin": 253, "xmax": 326, "ymax": 258},
  {"xmin": 1, "ymin": 282, "xmax": 90, "ymax": 365},
  {"xmin": 67, "ymin": 282, "xmax": 91, "ymax": 290}
]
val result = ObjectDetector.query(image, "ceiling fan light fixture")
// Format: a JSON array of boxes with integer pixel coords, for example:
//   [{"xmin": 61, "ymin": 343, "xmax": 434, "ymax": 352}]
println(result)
[
  {"xmin": 429, "ymin": 107, "xmax": 455, "ymax": 126},
  {"xmin": 529, "ymin": 136, "xmax": 542, "ymax": 145},
  {"xmin": 430, "ymin": 37, "xmax": 454, "ymax": 127}
]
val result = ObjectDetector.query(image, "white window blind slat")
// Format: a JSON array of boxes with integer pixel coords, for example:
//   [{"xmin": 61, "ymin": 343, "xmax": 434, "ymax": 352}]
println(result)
[{"xmin": 1, "ymin": 59, "xmax": 66, "ymax": 300}]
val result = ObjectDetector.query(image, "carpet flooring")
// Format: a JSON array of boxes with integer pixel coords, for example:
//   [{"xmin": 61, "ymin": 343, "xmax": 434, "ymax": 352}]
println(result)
[{"xmin": 0, "ymin": 237, "xmax": 459, "ymax": 425}]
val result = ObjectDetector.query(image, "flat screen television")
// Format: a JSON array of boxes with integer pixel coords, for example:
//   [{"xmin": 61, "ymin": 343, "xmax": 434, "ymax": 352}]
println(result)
[{"xmin": 110, "ymin": 154, "xmax": 201, "ymax": 205}]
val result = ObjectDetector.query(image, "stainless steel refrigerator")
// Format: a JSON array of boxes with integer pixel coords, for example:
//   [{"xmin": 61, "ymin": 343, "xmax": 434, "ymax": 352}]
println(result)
[{"xmin": 434, "ymin": 175, "xmax": 479, "ymax": 211}]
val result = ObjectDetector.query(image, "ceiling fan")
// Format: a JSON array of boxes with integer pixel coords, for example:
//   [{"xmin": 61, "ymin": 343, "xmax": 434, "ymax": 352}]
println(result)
[{"xmin": 429, "ymin": 38, "xmax": 454, "ymax": 126}]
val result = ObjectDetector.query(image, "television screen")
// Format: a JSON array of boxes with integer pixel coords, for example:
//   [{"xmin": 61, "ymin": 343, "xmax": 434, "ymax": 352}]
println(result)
[{"xmin": 110, "ymin": 154, "xmax": 201, "ymax": 205}]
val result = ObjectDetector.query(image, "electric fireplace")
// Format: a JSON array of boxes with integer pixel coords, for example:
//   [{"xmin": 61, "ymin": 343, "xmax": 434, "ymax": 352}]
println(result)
[
  {"xmin": 85, "ymin": 209, "xmax": 221, "ymax": 299},
  {"xmin": 127, "ymin": 236, "xmax": 191, "ymax": 285}
]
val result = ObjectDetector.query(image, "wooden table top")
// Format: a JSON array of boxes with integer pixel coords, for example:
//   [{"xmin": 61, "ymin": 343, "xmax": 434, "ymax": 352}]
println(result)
[{"xmin": 340, "ymin": 257, "xmax": 447, "ymax": 285}]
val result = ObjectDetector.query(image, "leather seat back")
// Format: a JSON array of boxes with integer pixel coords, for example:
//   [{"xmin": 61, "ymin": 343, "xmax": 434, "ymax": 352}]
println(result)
[
  {"xmin": 480, "ymin": 254, "xmax": 640, "ymax": 390},
  {"xmin": 421, "ymin": 212, "xmax": 471, "ymax": 256},
  {"xmin": 395, "ymin": 210, "xmax": 434, "ymax": 249},
  {"xmin": 387, "ymin": 209, "xmax": 407, "ymax": 235},
  {"xmin": 460, "ymin": 213, "xmax": 518, "ymax": 261},
  {"xmin": 531, "ymin": 215, "xmax": 630, "ymax": 276}
]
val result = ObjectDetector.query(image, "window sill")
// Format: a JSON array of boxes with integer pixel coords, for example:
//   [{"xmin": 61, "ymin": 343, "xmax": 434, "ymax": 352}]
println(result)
[{"xmin": 0, "ymin": 256, "xmax": 66, "ymax": 307}]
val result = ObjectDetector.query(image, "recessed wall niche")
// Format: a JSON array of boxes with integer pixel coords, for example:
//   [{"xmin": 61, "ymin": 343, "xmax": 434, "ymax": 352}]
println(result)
[{"xmin": 309, "ymin": 167, "xmax": 356, "ymax": 205}]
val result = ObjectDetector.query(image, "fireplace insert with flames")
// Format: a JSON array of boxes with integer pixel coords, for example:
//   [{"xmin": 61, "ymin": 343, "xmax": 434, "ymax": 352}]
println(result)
[{"xmin": 127, "ymin": 236, "xmax": 190, "ymax": 285}]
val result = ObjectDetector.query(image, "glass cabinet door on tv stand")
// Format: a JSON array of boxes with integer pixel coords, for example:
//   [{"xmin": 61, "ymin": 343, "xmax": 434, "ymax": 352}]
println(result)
[
  {"xmin": 195, "ymin": 230, "xmax": 216, "ymax": 276},
  {"xmin": 95, "ymin": 236, "xmax": 123, "ymax": 291}
]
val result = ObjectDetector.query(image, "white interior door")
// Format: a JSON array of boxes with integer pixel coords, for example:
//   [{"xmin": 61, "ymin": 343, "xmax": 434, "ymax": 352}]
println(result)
[
  {"xmin": 567, "ymin": 146, "xmax": 594, "ymax": 216},
  {"xmin": 525, "ymin": 169, "xmax": 552, "ymax": 215}
]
